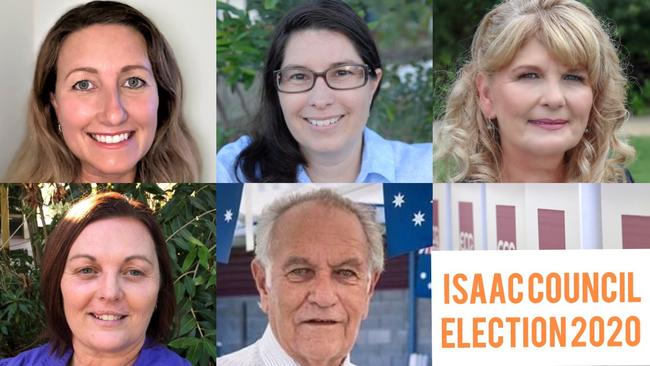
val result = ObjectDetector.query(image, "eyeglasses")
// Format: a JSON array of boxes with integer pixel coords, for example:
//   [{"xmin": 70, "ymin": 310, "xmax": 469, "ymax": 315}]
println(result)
[{"xmin": 274, "ymin": 64, "xmax": 371, "ymax": 93}]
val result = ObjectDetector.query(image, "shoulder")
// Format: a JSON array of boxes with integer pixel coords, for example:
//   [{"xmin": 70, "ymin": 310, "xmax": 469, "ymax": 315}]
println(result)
[
  {"xmin": 0, "ymin": 344, "xmax": 68, "ymax": 366},
  {"xmin": 217, "ymin": 342, "xmax": 261, "ymax": 366},
  {"xmin": 217, "ymin": 135, "xmax": 252, "ymax": 183},
  {"xmin": 135, "ymin": 342, "xmax": 190, "ymax": 366},
  {"xmin": 364, "ymin": 129, "xmax": 433, "ymax": 182}
]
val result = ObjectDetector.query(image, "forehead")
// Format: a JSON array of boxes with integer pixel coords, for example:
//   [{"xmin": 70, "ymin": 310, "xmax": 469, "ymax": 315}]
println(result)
[
  {"xmin": 282, "ymin": 29, "xmax": 362, "ymax": 68},
  {"xmin": 67, "ymin": 216, "xmax": 157, "ymax": 260},
  {"xmin": 57, "ymin": 24, "xmax": 150, "ymax": 72},
  {"xmin": 499, "ymin": 36, "xmax": 587, "ymax": 74},
  {"xmin": 270, "ymin": 201, "xmax": 369, "ymax": 264}
]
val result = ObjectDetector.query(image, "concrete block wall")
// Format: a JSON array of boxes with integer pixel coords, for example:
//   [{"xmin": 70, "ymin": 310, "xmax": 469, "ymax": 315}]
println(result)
[{"xmin": 217, "ymin": 289, "xmax": 432, "ymax": 365}]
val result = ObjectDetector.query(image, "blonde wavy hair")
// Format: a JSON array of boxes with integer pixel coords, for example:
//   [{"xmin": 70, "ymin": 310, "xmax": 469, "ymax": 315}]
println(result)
[
  {"xmin": 434, "ymin": 0, "xmax": 635, "ymax": 182},
  {"xmin": 5, "ymin": 1, "xmax": 200, "ymax": 182}
]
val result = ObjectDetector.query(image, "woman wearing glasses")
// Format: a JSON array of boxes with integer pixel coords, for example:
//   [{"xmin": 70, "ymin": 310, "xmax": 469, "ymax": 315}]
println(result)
[{"xmin": 217, "ymin": 0, "xmax": 432, "ymax": 183}]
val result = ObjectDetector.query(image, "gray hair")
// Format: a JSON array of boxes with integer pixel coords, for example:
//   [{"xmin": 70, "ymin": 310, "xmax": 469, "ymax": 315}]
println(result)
[{"xmin": 255, "ymin": 189, "xmax": 385, "ymax": 274}]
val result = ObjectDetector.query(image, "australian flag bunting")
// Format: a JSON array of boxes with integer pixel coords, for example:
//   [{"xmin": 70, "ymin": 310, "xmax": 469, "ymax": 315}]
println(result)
[
  {"xmin": 416, "ymin": 247, "xmax": 433, "ymax": 298},
  {"xmin": 216, "ymin": 183, "xmax": 243, "ymax": 264},
  {"xmin": 382, "ymin": 184, "xmax": 432, "ymax": 257}
]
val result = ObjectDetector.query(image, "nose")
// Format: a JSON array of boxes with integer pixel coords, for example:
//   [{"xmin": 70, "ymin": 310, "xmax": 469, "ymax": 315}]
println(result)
[
  {"xmin": 97, "ymin": 272, "xmax": 123, "ymax": 301},
  {"xmin": 540, "ymin": 79, "xmax": 566, "ymax": 109},
  {"xmin": 307, "ymin": 77, "xmax": 334, "ymax": 109},
  {"xmin": 307, "ymin": 272, "xmax": 338, "ymax": 307},
  {"xmin": 99, "ymin": 86, "xmax": 128, "ymax": 125}
]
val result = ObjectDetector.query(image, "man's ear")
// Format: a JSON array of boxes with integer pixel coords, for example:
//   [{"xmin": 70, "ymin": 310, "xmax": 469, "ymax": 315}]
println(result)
[
  {"xmin": 251, "ymin": 259, "xmax": 270, "ymax": 314},
  {"xmin": 361, "ymin": 272, "xmax": 381, "ymax": 320},
  {"xmin": 368, "ymin": 272, "xmax": 381, "ymax": 298},
  {"xmin": 476, "ymin": 72, "xmax": 495, "ymax": 119}
]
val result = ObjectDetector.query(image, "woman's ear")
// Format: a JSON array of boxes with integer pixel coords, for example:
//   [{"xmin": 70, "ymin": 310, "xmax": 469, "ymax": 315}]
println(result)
[
  {"xmin": 50, "ymin": 92, "xmax": 59, "ymax": 111},
  {"xmin": 369, "ymin": 68, "xmax": 383, "ymax": 100},
  {"xmin": 476, "ymin": 72, "xmax": 495, "ymax": 119}
]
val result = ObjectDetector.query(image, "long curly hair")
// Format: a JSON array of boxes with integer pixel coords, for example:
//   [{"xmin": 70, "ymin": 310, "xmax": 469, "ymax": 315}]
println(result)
[
  {"xmin": 435, "ymin": 0, "xmax": 635, "ymax": 182},
  {"xmin": 5, "ymin": 1, "xmax": 200, "ymax": 182}
]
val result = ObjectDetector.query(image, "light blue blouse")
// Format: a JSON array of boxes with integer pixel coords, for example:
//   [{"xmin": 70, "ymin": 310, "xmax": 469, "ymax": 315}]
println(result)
[{"xmin": 217, "ymin": 128, "xmax": 432, "ymax": 183}]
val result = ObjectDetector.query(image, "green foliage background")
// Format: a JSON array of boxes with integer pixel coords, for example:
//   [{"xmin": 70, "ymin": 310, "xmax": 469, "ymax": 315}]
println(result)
[
  {"xmin": 217, "ymin": 0, "xmax": 434, "ymax": 150},
  {"xmin": 433, "ymin": 0, "xmax": 650, "ymax": 118},
  {"xmin": 0, "ymin": 184, "xmax": 216, "ymax": 366}
]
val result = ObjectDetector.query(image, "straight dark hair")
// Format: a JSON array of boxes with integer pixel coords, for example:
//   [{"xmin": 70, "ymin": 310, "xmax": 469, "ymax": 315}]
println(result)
[
  {"xmin": 40, "ymin": 192, "xmax": 175, "ymax": 356},
  {"xmin": 235, "ymin": 0, "xmax": 382, "ymax": 182}
]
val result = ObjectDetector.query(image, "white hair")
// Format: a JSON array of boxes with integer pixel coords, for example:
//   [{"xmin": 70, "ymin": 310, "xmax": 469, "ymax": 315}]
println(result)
[{"xmin": 254, "ymin": 189, "xmax": 385, "ymax": 283}]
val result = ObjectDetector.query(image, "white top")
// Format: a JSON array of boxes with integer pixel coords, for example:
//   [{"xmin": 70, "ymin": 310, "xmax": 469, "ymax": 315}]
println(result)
[{"xmin": 217, "ymin": 325, "xmax": 356, "ymax": 366}]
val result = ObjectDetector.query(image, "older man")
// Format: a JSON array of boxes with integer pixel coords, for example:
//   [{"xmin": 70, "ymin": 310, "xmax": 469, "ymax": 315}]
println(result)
[{"xmin": 218, "ymin": 189, "xmax": 384, "ymax": 366}]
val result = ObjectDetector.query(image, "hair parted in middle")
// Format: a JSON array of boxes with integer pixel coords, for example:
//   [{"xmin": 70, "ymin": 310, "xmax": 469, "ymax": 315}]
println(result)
[
  {"xmin": 434, "ymin": 0, "xmax": 635, "ymax": 182},
  {"xmin": 39, "ymin": 191, "xmax": 175, "ymax": 356},
  {"xmin": 6, "ymin": 0, "xmax": 200, "ymax": 182},
  {"xmin": 254, "ymin": 188, "xmax": 385, "ymax": 275},
  {"xmin": 234, "ymin": 0, "xmax": 383, "ymax": 182}
]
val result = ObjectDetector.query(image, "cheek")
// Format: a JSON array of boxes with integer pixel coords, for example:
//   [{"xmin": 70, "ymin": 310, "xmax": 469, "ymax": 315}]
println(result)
[
  {"xmin": 56, "ymin": 96, "xmax": 97, "ymax": 126},
  {"xmin": 278, "ymin": 94, "xmax": 305, "ymax": 121},
  {"xmin": 570, "ymin": 89, "xmax": 594, "ymax": 121},
  {"xmin": 124, "ymin": 94, "xmax": 159, "ymax": 127}
]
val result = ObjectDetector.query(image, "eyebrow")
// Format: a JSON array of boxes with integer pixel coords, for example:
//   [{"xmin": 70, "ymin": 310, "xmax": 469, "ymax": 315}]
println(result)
[
  {"xmin": 64, "ymin": 64, "xmax": 152, "ymax": 80},
  {"xmin": 67, "ymin": 254, "xmax": 155, "ymax": 266},
  {"xmin": 281, "ymin": 59, "xmax": 363, "ymax": 69},
  {"xmin": 280, "ymin": 256, "xmax": 365, "ymax": 270}
]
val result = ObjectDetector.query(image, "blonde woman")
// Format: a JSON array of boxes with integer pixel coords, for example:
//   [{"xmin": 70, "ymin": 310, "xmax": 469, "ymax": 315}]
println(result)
[
  {"xmin": 434, "ymin": 0, "xmax": 635, "ymax": 182},
  {"xmin": 5, "ymin": 1, "xmax": 200, "ymax": 183}
]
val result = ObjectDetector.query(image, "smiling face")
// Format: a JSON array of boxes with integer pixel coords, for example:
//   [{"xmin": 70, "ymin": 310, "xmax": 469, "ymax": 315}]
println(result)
[
  {"xmin": 252, "ymin": 201, "xmax": 379, "ymax": 366},
  {"xmin": 278, "ymin": 29, "xmax": 381, "ymax": 161},
  {"xmin": 60, "ymin": 217, "xmax": 160, "ymax": 357},
  {"xmin": 51, "ymin": 24, "xmax": 159, "ymax": 183},
  {"xmin": 477, "ymin": 37, "xmax": 593, "ymax": 162}
]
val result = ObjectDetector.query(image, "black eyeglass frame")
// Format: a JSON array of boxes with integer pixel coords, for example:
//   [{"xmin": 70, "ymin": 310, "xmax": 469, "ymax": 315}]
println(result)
[{"xmin": 273, "ymin": 64, "xmax": 372, "ymax": 94}]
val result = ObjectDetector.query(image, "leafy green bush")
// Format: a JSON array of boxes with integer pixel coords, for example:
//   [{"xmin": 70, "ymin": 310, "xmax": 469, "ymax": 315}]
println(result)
[{"xmin": 0, "ymin": 184, "xmax": 216, "ymax": 366}]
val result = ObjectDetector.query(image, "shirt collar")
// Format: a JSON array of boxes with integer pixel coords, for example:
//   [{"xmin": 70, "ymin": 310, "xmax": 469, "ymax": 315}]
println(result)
[
  {"xmin": 259, "ymin": 325, "xmax": 354, "ymax": 366},
  {"xmin": 295, "ymin": 128, "xmax": 395, "ymax": 183}
]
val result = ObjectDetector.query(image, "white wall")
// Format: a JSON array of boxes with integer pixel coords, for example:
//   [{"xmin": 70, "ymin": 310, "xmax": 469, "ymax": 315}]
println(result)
[
  {"xmin": 1, "ymin": 0, "xmax": 215, "ymax": 182},
  {"xmin": 0, "ymin": 1, "xmax": 32, "ymax": 178},
  {"xmin": 601, "ymin": 184, "xmax": 650, "ymax": 249},
  {"xmin": 523, "ymin": 184, "xmax": 581, "ymax": 249}
]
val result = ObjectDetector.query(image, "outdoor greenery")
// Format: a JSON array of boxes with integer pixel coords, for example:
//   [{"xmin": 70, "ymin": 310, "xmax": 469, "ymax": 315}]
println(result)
[
  {"xmin": 433, "ymin": 0, "xmax": 650, "ymax": 118},
  {"xmin": 0, "ymin": 184, "xmax": 216, "ymax": 366},
  {"xmin": 217, "ymin": 0, "xmax": 433, "ymax": 150},
  {"xmin": 629, "ymin": 136, "xmax": 650, "ymax": 182}
]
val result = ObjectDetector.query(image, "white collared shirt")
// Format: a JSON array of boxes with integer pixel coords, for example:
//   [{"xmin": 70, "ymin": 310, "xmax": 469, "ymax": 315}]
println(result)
[{"xmin": 217, "ymin": 325, "xmax": 356, "ymax": 366}]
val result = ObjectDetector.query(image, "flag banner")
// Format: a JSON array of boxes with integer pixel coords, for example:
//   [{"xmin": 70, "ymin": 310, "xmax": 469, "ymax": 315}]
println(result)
[
  {"xmin": 415, "ymin": 247, "xmax": 432, "ymax": 298},
  {"xmin": 537, "ymin": 208, "xmax": 565, "ymax": 250},
  {"xmin": 496, "ymin": 205, "xmax": 516, "ymax": 250},
  {"xmin": 216, "ymin": 183, "xmax": 243, "ymax": 263},
  {"xmin": 383, "ymin": 183, "xmax": 432, "ymax": 257}
]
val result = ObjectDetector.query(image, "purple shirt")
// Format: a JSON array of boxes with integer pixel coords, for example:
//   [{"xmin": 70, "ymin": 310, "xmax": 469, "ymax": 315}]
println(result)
[{"xmin": 0, "ymin": 339, "xmax": 190, "ymax": 366}]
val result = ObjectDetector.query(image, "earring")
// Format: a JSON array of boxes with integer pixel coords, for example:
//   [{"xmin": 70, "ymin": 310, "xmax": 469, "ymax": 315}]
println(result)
[
  {"xmin": 584, "ymin": 127, "xmax": 591, "ymax": 134},
  {"xmin": 57, "ymin": 122, "xmax": 62, "ymax": 134}
]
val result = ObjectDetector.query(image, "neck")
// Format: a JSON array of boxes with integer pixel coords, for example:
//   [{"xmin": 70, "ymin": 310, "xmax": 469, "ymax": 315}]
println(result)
[
  {"xmin": 69, "ymin": 337, "xmax": 143, "ymax": 366},
  {"xmin": 293, "ymin": 356, "xmax": 346, "ymax": 366},
  {"xmin": 78, "ymin": 168, "xmax": 136, "ymax": 183},
  {"xmin": 500, "ymin": 148, "xmax": 566, "ymax": 183},
  {"xmin": 303, "ymin": 139, "xmax": 363, "ymax": 183}
]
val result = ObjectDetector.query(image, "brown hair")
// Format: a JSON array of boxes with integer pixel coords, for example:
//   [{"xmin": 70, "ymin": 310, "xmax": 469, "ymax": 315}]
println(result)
[
  {"xmin": 6, "ymin": 0, "xmax": 200, "ymax": 182},
  {"xmin": 40, "ymin": 192, "xmax": 175, "ymax": 356}
]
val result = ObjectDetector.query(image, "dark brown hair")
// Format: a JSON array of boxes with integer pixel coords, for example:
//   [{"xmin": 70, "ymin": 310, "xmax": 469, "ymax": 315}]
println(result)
[
  {"xmin": 6, "ymin": 0, "xmax": 200, "ymax": 182},
  {"xmin": 40, "ymin": 192, "xmax": 175, "ymax": 356}
]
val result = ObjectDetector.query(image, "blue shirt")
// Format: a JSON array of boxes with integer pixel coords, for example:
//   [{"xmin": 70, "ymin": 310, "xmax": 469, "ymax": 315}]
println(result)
[
  {"xmin": 0, "ymin": 339, "xmax": 190, "ymax": 366},
  {"xmin": 217, "ymin": 128, "xmax": 432, "ymax": 183}
]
